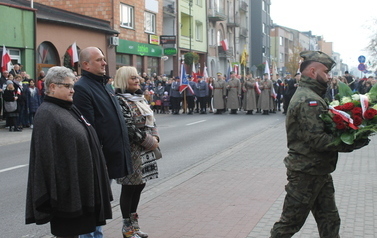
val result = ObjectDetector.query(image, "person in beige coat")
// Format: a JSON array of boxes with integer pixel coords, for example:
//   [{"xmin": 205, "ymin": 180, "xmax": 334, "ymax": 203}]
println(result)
[
  {"xmin": 226, "ymin": 71, "xmax": 242, "ymax": 114},
  {"xmin": 258, "ymin": 73, "xmax": 274, "ymax": 115},
  {"xmin": 212, "ymin": 73, "xmax": 227, "ymax": 114},
  {"xmin": 242, "ymin": 73, "xmax": 257, "ymax": 114}
]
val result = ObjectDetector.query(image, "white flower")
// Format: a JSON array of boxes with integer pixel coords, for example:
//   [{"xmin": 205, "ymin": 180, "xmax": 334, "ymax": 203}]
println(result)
[
  {"xmin": 351, "ymin": 94, "xmax": 360, "ymax": 101},
  {"xmin": 330, "ymin": 100, "xmax": 340, "ymax": 106},
  {"xmin": 340, "ymin": 96, "xmax": 352, "ymax": 104}
]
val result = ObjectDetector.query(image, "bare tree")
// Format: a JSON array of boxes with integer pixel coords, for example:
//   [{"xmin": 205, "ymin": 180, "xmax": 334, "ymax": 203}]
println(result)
[
  {"xmin": 366, "ymin": 19, "xmax": 377, "ymax": 70},
  {"xmin": 286, "ymin": 45, "xmax": 303, "ymax": 75}
]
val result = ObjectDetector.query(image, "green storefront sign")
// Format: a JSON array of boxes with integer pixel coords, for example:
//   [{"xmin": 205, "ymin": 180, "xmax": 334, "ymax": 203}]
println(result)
[
  {"xmin": 164, "ymin": 48, "xmax": 177, "ymax": 55},
  {"xmin": 117, "ymin": 39, "xmax": 163, "ymax": 57}
]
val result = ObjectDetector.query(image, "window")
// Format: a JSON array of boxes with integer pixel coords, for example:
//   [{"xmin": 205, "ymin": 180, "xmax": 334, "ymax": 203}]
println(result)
[
  {"xmin": 120, "ymin": 4, "xmax": 134, "ymax": 29},
  {"xmin": 147, "ymin": 57, "xmax": 159, "ymax": 75},
  {"xmin": 196, "ymin": 0, "xmax": 202, "ymax": 7},
  {"xmin": 144, "ymin": 12, "xmax": 156, "ymax": 34},
  {"xmin": 116, "ymin": 54, "xmax": 132, "ymax": 69},
  {"xmin": 262, "ymin": 23, "xmax": 266, "ymax": 34},
  {"xmin": 195, "ymin": 21, "xmax": 203, "ymax": 41},
  {"xmin": 280, "ymin": 53, "xmax": 283, "ymax": 63},
  {"xmin": 279, "ymin": 36, "xmax": 283, "ymax": 46}
]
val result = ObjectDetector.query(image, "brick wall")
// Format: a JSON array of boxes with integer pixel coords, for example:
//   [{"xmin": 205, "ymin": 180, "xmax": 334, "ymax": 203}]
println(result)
[{"xmin": 34, "ymin": 0, "xmax": 164, "ymax": 44}]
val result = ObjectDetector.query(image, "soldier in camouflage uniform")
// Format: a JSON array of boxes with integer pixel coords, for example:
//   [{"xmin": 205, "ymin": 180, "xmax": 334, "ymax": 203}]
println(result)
[{"xmin": 270, "ymin": 51, "xmax": 370, "ymax": 238}]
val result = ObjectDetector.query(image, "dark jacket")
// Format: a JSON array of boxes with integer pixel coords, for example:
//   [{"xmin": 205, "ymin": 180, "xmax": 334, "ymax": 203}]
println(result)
[
  {"xmin": 26, "ymin": 98, "xmax": 112, "ymax": 230},
  {"xmin": 73, "ymin": 70, "xmax": 133, "ymax": 179}
]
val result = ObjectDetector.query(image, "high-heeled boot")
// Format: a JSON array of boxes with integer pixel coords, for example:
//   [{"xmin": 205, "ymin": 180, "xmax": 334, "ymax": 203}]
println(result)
[
  {"xmin": 130, "ymin": 213, "xmax": 148, "ymax": 238},
  {"xmin": 122, "ymin": 218, "xmax": 141, "ymax": 238}
]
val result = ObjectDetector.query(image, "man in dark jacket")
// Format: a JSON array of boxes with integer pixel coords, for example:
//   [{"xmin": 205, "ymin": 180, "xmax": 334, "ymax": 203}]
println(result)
[
  {"xmin": 270, "ymin": 51, "xmax": 369, "ymax": 238},
  {"xmin": 73, "ymin": 47, "xmax": 132, "ymax": 238}
]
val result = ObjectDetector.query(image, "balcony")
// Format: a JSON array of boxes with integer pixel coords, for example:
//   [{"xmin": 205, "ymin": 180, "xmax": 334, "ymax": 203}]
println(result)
[
  {"xmin": 227, "ymin": 15, "xmax": 240, "ymax": 27},
  {"xmin": 218, "ymin": 46, "xmax": 233, "ymax": 58},
  {"xmin": 208, "ymin": 8, "xmax": 227, "ymax": 22},
  {"xmin": 240, "ymin": 27, "xmax": 248, "ymax": 38},
  {"xmin": 240, "ymin": 0, "xmax": 248, "ymax": 12},
  {"xmin": 163, "ymin": 5, "xmax": 175, "ymax": 17}
]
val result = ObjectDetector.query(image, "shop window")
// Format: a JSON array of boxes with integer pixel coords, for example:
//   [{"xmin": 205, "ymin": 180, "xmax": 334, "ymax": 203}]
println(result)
[
  {"xmin": 116, "ymin": 54, "xmax": 132, "ymax": 69},
  {"xmin": 147, "ymin": 57, "xmax": 159, "ymax": 76}
]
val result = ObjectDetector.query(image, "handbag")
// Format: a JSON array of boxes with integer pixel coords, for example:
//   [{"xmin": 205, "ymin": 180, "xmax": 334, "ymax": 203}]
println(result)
[
  {"xmin": 4, "ymin": 101, "xmax": 17, "ymax": 112},
  {"xmin": 153, "ymin": 147, "xmax": 162, "ymax": 160}
]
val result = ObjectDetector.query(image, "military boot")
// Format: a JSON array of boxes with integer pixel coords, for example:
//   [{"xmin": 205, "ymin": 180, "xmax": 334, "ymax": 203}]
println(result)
[{"xmin": 130, "ymin": 213, "xmax": 148, "ymax": 238}]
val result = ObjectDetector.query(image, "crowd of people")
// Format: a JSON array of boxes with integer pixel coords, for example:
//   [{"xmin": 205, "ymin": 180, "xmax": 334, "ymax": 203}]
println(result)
[{"xmin": 1, "ymin": 63, "xmax": 376, "ymax": 134}]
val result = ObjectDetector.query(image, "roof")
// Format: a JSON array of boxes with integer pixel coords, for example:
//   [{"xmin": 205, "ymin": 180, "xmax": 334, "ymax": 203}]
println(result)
[{"xmin": 0, "ymin": 0, "xmax": 119, "ymax": 35}]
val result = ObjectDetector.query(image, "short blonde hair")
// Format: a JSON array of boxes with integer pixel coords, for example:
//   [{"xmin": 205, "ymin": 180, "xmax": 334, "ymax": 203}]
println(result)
[{"xmin": 114, "ymin": 66, "xmax": 138, "ymax": 93}]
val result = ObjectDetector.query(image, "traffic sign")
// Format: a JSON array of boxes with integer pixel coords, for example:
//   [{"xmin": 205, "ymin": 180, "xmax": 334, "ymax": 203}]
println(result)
[
  {"xmin": 358, "ymin": 63, "xmax": 366, "ymax": 71},
  {"xmin": 358, "ymin": 55, "xmax": 366, "ymax": 63}
]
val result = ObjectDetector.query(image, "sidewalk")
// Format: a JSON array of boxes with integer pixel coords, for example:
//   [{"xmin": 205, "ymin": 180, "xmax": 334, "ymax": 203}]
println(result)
[{"xmin": 102, "ymin": 120, "xmax": 377, "ymax": 238}]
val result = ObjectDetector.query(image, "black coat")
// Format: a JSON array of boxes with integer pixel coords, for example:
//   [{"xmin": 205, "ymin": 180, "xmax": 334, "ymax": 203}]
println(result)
[
  {"xmin": 73, "ymin": 70, "xmax": 133, "ymax": 179},
  {"xmin": 26, "ymin": 98, "xmax": 112, "ymax": 235}
]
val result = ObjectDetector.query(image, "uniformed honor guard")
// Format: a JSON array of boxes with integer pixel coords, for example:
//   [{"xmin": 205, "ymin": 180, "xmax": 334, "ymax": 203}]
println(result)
[
  {"xmin": 270, "ymin": 51, "xmax": 370, "ymax": 237},
  {"xmin": 213, "ymin": 73, "xmax": 227, "ymax": 114},
  {"xmin": 226, "ymin": 71, "xmax": 241, "ymax": 114},
  {"xmin": 195, "ymin": 76, "xmax": 209, "ymax": 114},
  {"xmin": 170, "ymin": 77, "xmax": 182, "ymax": 114},
  {"xmin": 242, "ymin": 73, "xmax": 257, "ymax": 114}
]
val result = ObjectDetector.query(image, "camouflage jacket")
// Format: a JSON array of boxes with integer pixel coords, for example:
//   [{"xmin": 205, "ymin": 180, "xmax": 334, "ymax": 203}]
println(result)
[{"xmin": 284, "ymin": 75, "xmax": 351, "ymax": 175}]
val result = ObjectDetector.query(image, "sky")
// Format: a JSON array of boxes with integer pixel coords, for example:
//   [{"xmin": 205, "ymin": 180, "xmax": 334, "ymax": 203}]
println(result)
[{"xmin": 270, "ymin": 0, "xmax": 377, "ymax": 71}]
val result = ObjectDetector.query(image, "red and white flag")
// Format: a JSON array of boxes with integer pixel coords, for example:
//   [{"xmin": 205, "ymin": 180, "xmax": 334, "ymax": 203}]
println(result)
[
  {"xmin": 264, "ymin": 60, "xmax": 271, "ymax": 80},
  {"xmin": 233, "ymin": 64, "xmax": 239, "ymax": 76},
  {"xmin": 1, "ymin": 45, "xmax": 11, "ymax": 72},
  {"xmin": 192, "ymin": 62, "xmax": 198, "ymax": 83},
  {"xmin": 67, "ymin": 42, "xmax": 79, "ymax": 66},
  {"xmin": 220, "ymin": 39, "xmax": 229, "ymax": 51}
]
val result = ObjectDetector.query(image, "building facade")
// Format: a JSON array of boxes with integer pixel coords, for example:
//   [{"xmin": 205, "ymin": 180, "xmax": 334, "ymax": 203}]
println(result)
[{"xmin": 34, "ymin": 0, "xmax": 165, "ymax": 77}]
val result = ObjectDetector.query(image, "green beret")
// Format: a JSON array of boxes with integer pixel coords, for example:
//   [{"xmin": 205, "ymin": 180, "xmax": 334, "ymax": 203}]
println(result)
[{"xmin": 300, "ymin": 51, "xmax": 336, "ymax": 70}]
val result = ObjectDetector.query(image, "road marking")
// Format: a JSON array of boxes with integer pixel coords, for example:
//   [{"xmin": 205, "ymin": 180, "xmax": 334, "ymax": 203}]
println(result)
[
  {"xmin": 0, "ymin": 164, "xmax": 28, "ymax": 173},
  {"xmin": 186, "ymin": 120, "xmax": 206, "ymax": 126}
]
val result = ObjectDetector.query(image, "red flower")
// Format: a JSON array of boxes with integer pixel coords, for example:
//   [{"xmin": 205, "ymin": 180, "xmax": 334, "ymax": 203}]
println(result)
[
  {"xmin": 353, "ymin": 116, "xmax": 363, "ymax": 126},
  {"xmin": 343, "ymin": 102, "xmax": 354, "ymax": 111},
  {"xmin": 352, "ymin": 107, "xmax": 362, "ymax": 116},
  {"xmin": 334, "ymin": 105, "xmax": 344, "ymax": 111},
  {"xmin": 364, "ymin": 109, "xmax": 377, "ymax": 120},
  {"xmin": 332, "ymin": 114, "xmax": 343, "ymax": 123},
  {"xmin": 336, "ymin": 122, "xmax": 346, "ymax": 130}
]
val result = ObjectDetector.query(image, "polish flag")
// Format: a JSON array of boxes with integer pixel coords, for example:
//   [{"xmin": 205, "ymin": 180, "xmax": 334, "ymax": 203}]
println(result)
[
  {"xmin": 233, "ymin": 64, "xmax": 239, "ymax": 76},
  {"xmin": 220, "ymin": 39, "xmax": 229, "ymax": 51},
  {"xmin": 192, "ymin": 62, "xmax": 198, "ymax": 83},
  {"xmin": 67, "ymin": 42, "xmax": 79, "ymax": 66},
  {"xmin": 264, "ymin": 60, "xmax": 271, "ymax": 80},
  {"xmin": 203, "ymin": 65, "xmax": 209, "ymax": 81},
  {"xmin": 1, "ymin": 45, "xmax": 11, "ymax": 72}
]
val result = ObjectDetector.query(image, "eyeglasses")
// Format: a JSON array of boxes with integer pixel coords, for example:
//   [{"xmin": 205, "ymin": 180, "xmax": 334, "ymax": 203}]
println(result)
[{"xmin": 55, "ymin": 83, "xmax": 74, "ymax": 89}]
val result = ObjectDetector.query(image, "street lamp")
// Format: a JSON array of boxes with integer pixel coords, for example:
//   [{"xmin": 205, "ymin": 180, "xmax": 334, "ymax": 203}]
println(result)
[{"xmin": 189, "ymin": 0, "xmax": 193, "ymax": 52}]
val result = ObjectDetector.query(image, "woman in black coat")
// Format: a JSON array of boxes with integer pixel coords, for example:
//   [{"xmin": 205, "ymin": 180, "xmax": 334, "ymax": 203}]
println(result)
[
  {"xmin": 3, "ymin": 80, "xmax": 21, "ymax": 131},
  {"xmin": 26, "ymin": 66, "xmax": 113, "ymax": 238}
]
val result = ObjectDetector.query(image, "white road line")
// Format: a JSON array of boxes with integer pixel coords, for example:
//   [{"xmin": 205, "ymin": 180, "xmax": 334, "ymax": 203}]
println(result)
[
  {"xmin": 0, "ymin": 164, "xmax": 28, "ymax": 173},
  {"xmin": 186, "ymin": 120, "xmax": 206, "ymax": 126}
]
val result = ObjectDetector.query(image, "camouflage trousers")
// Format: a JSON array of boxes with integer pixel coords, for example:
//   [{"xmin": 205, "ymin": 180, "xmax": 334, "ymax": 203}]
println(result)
[{"xmin": 270, "ymin": 170, "xmax": 340, "ymax": 238}]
